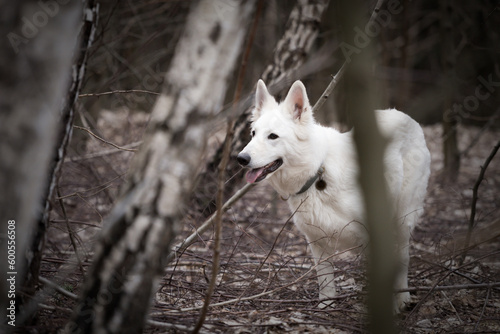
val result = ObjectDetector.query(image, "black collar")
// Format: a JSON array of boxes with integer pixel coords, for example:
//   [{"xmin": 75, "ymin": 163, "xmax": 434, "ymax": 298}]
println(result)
[{"xmin": 295, "ymin": 166, "xmax": 325, "ymax": 195}]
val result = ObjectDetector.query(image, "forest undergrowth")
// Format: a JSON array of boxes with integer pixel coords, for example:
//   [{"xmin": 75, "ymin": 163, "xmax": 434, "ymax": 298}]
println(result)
[{"xmin": 36, "ymin": 109, "xmax": 500, "ymax": 333}]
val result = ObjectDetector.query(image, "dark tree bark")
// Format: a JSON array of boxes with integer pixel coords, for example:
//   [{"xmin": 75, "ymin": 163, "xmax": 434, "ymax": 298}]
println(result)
[
  {"xmin": 0, "ymin": 1, "xmax": 82, "ymax": 331},
  {"xmin": 65, "ymin": 1, "xmax": 255, "ymax": 333},
  {"xmin": 261, "ymin": 0, "xmax": 330, "ymax": 99},
  {"xmin": 441, "ymin": 0, "xmax": 460, "ymax": 181},
  {"xmin": 19, "ymin": 0, "xmax": 99, "ymax": 321}
]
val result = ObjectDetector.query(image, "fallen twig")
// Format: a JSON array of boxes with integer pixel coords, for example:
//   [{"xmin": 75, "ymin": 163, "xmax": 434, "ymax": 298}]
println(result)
[
  {"xmin": 163, "ymin": 246, "xmax": 362, "ymax": 314},
  {"xmin": 475, "ymin": 287, "xmax": 491, "ymax": 331},
  {"xmin": 405, "ymin": 249, "xmax": 500, "ymax": 325},
  {"xmin": 400, "ymin": 281, "xmax": 500, "ymax": 293},
  {"xmin": 39, "ymin": 276, "xmax": 78, "ymax": 300},
  {"xmin": 146, "ymin": 319, "xmax": 196, "ymax": 333},
  {"xmin": 462, "ymin": 139, "xmax": 500, "ymax": 262},
  {"xmin": 236, "ymin": 198, "xmax": 305, "ymax": 300}
]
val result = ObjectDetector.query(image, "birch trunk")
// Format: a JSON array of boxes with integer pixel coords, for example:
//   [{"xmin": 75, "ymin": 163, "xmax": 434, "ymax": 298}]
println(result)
[
  {"xmin": 20, "ymin": 0, "xmax": 99, "ymax": 319},
  {"xmin": 65, "ymin": 1, "xmax": 255, "ymax": 333},
  {"xmin": 0, "ymin": 0, "xmax": 81, "ymax": 330}
]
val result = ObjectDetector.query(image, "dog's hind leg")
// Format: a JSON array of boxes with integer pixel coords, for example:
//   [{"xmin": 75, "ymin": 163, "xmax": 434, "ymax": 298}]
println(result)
[
  {"xmin": 309, "ymin": 242, "xmax": 337, "ymax": 308},
  {"xmin": 394, "ymin": 233, "xmax": 411, "ymax": 312},
  {"xmin": 393, "ymin": 142, "xmax": 430, "ymax": 312}
]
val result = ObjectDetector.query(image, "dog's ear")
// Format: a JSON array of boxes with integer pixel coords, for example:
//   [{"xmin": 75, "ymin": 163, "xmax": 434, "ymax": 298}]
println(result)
[
  {"xmin": 284, "ymin": 80, "xmax": 310, "ymax": 121},
  {"xmin": 253, "ymin": 79, "xmax": 271, "ymax": 120}
]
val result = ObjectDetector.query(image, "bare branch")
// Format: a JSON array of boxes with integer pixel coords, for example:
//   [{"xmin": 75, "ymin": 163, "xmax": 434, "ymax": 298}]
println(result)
[
  {"xmin": 73, "ymin": 125, "xmax": 138, "ymax": 152},
  {"xmin": 38, "ymin": 277, "xmax": 78, "ymax": 300},
  {"xmin": 462, "ymin": 139, "xmax": 500, "ymax": 261},
  {"xmin": 166, "ymin": 183, "xmax": 256, "ymax": 264},
  {"xmin": 312, "ymin": 0, "xmax": 385, "ymax": 114},
  {"xmin": 78, "ymin": 89, "xmax": 160, "ymax": 98}
]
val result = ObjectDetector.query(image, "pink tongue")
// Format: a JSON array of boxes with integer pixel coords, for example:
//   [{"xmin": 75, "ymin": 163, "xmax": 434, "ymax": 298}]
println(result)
[{"xmin": 246, "ymin": 168, "xmax": 265, "ymax": 183}]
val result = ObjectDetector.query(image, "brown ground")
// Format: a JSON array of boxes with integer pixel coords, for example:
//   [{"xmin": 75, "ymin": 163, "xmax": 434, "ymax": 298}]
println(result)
[{"xmin": 35, "ymin": 109, "xmax": 499, "ymax": 333}]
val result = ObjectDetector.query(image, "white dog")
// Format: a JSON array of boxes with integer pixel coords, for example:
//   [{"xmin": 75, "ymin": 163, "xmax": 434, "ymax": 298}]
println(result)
[{"xmin": 237, "ymin": 80, "xmax": 430, "ymax": 311}]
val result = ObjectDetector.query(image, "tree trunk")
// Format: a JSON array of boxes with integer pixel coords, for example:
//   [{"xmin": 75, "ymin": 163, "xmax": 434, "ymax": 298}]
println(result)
[
  {"xmin": 0, "ymin": 1, "xmax": 82, "ymax": 331},
  {"xmin": 338, "ymin": 0, "xmax": 397, "ymax": 333},
  {"xmin": 261, "ymin": 0, "xmax": 330, "ymax": 99},
  {"xmin": 65, "ymin": 1, "xmax": 255, "ymax": 333},
  {"xmin": 441, "ymin": 0, "xmax": 460, "ymax": 181},
  {"xmin": 19, "ymin": 0, "xmax": 99, "ymax": 322},
  {"xmin": 201, "ymin": 0, "xmax": 330, "ymax": 213}
]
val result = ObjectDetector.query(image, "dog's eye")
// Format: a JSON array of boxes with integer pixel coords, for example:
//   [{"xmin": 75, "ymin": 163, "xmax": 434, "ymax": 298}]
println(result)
[
  {"xmin": 251, "ymin": 130, "xmax": 255, "ymax": 137},
  {"xmin": 268, "ymin": 133, "xmax": 279, "ymax": 140}
]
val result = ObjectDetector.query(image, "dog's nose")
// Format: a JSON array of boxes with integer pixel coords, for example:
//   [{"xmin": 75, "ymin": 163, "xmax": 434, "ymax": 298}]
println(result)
[{"xmin": 237, "ymin": 152, "xmax": 251, "ymax": 166}]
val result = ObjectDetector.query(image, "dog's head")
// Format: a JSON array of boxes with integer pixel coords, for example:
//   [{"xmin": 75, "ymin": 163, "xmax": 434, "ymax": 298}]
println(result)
[{"xmin": 237, "ymin": 79, "xmax": 314, "ymax": 183}]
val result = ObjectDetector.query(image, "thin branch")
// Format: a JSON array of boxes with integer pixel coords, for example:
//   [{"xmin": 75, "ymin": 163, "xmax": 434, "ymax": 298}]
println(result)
[
  {"xmin": 462, "ymin": 139, "xmax": 500, "ymax": 261},
  {"xmin": 39, "ymin": 303, "xmax": 74, "ymax": 313},
  {"xmin": 50, "ymin": 219, "xmax": 100, "ymax": 229},
  {"xmin": 236, "ymin": 198, "xmax": 305, "ymax": 301},
  {"xmin": 461, "ymin": 108, "xmax": 500, "ymax": 157},
  {"xmin": 312, "ymin": 0, "xmax": 385, "ymax": 114},
  {"xmin": 146, "ymin": 320, "xmax": 192, "ymax": 332},
  {"xmin": 66, "ymin": 141, "xmax": 142, "ymax": 162},
  {"xmin": 402, "ymin": 282, "xmax": 500, "ymax": 293},
  {"xmin": 55, "ymin": 174, "xmax": 124, "ymax": 200},
  {"xmin": 73, "ymin": 125, "xmax": 138, "ymax": 152},
  {"xmin": 441, "ymin": 291, "xmax": 463, "ymax": 324},
  {"xmin": 57, "ymin": 188, "xmax": 85, "ymax": 273},
  {"xmin": 475, "ymin": 287, "xmax": 491, "ymax": 331},
  {"xmin": 312, "ymin": 63, "xmax": 346, "ymax": 114},
  {"xmin": 38, "ymin": 276, "xmax": 78, "ymax": 300},
  {"xmin": 166, "ymin": 182, "xmax": 256, "ymax": 264},
  {"xmin": 78, "ymin": 89, "xmax": 160, "ymax": 98}
]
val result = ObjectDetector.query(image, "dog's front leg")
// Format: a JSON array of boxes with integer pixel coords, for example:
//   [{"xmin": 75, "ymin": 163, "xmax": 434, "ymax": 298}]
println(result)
[{"xmin": 309, "ymin": 242, "xmax": 337, "ymax": 308}]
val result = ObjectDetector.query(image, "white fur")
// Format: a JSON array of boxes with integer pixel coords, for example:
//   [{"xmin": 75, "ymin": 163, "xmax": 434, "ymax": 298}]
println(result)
[{"xmin": 239, "ymin": 80, "xmax": 431, "ymax": 312}]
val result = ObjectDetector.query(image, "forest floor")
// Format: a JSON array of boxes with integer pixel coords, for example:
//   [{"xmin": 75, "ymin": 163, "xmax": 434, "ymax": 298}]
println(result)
[{"xmin": 34, "ymin": 109, "xmax": 500, "ymax": 333}]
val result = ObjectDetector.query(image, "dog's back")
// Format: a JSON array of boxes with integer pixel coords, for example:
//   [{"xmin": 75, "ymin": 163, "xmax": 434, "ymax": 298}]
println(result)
[{"xmin": 376, "ymin": 109, "xmax": 430, "ymax": 230}]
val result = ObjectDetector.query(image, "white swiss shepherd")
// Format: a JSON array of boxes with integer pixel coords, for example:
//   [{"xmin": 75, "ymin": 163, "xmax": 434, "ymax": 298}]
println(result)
[{"xmin": 237, "ymin": 80, "xmax": 431, "ymax": 312}]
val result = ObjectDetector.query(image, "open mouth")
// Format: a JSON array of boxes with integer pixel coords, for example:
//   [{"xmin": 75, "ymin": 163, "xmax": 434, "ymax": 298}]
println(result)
[{"xmin": 246, "ymin": 159, "xmax": 283, "ymax": 184}]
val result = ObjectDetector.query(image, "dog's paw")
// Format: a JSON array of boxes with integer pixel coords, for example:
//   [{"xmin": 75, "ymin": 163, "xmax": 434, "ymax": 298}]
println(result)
[{"xmin": 394, "ymin": 292, "xmax": 411, "ymax": 313}]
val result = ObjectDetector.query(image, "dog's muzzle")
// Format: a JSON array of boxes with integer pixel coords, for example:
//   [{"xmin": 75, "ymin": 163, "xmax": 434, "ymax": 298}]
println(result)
[{"xmin": 237, "ymin": 153, "xmax": 283, "ymax": 184}]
